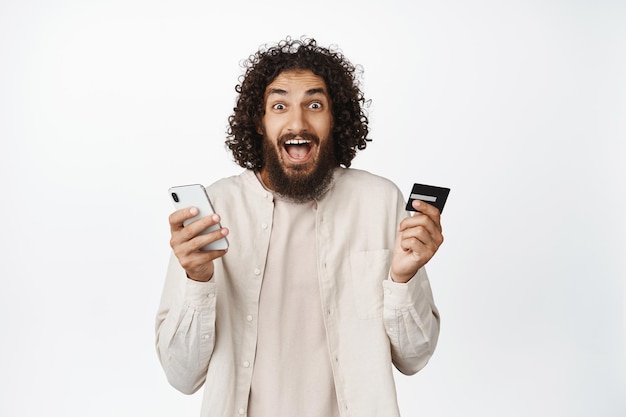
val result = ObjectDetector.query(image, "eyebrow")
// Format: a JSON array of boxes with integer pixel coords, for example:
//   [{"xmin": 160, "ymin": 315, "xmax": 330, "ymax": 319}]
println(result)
[{"xmin": 266, "ymin": 87, "xmax": 327, "ymax": 97}]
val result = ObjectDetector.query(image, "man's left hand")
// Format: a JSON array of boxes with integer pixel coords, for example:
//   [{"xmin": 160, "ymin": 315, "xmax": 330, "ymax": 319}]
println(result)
[{"xmin": 390, "ymin": 200, "xmax": 444, "ymax": 283}]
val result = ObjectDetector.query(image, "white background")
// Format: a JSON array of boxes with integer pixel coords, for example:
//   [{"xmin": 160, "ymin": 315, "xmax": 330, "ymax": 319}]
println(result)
[{"xmin": 1, "ymin": 0, "xmax": 625, "ymax": 416}]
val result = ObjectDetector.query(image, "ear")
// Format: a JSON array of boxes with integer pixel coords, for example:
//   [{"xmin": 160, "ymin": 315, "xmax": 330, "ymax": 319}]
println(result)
[{"xmin": 256, "ymin": 124, "xmax": 264, "ymax": 136}]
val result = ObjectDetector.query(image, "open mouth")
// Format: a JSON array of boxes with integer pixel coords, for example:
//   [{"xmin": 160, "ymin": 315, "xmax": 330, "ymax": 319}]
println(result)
[{"xmin": 283, "ymin": 138, "xmax": 314, "ymax": 162}]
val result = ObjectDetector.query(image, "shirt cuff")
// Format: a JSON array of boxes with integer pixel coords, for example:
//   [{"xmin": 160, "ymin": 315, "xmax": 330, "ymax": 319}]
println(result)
[
  {"xmin": 383, "ymin": 269, "xmax": 427, "ymax": 308},
  {"xmin": 185, "ymin": 278, "xmax": 217, "ymax": 307}
]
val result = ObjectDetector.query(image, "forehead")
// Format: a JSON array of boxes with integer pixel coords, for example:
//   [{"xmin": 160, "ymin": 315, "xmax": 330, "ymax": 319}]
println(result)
[{"xmin": 265, "ymin": 70, "xmax": 328, "ymax": 96}]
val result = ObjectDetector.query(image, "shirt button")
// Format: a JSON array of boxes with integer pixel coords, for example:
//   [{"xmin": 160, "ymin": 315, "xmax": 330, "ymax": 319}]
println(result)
[
  {"xmin": 388, "ymin": 327, "xmax": 395, "ymax": 333},
  {"xmin": 246, "ymin": 315, "xmax": 253, "ymax": 322},
  {"xmin": 384, "ymin": 288, "xmax": 392, "ymax": 295},
  {"xmin": 261, "ymin": 222, "xmax": 268, "ymax": 229},
  {"xmin": 254, "ymin": 268, "xmax": 261, "ymax": 276},
  {"xmin": 203, "ymin": 334, "xmax": 210, "ymax": 339},
  {"xmin": 243, "ymin": 360, "xmax": 250, "ymax": 368},
  {"xmin": 208, "ymin": 292, "xmax": 215, "ymax": 298},
  {"xmin": 238, "ymin": 408, "xmax": 245, "ymax": 415}
]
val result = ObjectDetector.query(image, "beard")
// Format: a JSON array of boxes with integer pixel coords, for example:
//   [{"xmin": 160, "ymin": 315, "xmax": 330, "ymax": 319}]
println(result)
[{"xmin": 261, "ymin": 132, "xmax": 337, "ymax": 203}]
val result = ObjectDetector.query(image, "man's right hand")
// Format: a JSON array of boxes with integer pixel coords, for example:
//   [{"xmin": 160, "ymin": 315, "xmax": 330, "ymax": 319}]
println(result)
[{"xmin": 169, "ymin": 207, "xmax": 229, "ymax": 282}]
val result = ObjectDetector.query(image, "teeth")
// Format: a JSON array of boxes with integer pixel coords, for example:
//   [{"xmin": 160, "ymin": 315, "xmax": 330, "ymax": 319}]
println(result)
[{"xmin": 285, "ymin": 139, "xmax": 311, "ymax": 145}]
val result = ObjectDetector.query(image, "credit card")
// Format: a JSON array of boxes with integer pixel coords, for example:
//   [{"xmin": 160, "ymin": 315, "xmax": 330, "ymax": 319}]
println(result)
[{"xmin": 406, "ymin": 183, "xmax": 450, "ymax": 213}]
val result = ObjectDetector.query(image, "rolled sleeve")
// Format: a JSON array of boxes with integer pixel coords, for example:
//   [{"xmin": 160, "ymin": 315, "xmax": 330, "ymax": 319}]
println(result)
[
  {"xmin": 155, "ymin": 254, "xmax": 218, "ymax": 394},
  {"xmin": 383, "ymin": 267, "xmax": 440, "ymax": 375}
]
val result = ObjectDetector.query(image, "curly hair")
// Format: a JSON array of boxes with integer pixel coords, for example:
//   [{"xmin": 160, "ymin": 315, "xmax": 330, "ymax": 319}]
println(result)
[{"xmin": 226, "ymin": 37, "xmax": 370, "ymax": 170}]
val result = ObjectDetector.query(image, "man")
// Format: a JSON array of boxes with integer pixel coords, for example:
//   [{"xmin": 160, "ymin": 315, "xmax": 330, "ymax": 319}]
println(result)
[{"xmin": 156, "ymin": 37, "xmax": 442, "ymax": 417}]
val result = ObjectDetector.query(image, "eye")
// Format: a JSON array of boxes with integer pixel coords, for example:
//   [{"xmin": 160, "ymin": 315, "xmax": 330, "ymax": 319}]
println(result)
[
  {"xmin": 309, "ymin": 101, "xmax": 322, "ymax": 110},
  {"xmin": 272, "ymin": 103, "xmax": 286, "ymax": 110}
]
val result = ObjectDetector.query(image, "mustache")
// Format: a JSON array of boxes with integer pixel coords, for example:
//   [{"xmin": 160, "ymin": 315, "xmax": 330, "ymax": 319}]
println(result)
[{"xmin": 278, "ymin": 132, "xmax": 320, "ymax": 147}]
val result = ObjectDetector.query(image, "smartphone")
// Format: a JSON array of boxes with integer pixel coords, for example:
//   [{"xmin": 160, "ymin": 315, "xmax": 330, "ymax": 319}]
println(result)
[{"xmin": 169, "ymin": 184, "xmax": 229, "ymax": 251}]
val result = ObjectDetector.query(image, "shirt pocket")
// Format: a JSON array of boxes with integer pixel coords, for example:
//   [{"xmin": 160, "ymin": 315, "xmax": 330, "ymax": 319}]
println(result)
[{"xmin": 349, "ymin": 249, "xmax": 391, "ymax": 319}]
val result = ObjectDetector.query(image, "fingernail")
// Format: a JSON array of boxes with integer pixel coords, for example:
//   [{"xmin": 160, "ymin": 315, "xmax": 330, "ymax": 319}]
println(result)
[
  {"xmin": 212, "ymin": 214, "xmax": 220, "ymax": 222},
  {"xmin": 190, "ymin": 207, "xmax": 198, "ymax": 215}
]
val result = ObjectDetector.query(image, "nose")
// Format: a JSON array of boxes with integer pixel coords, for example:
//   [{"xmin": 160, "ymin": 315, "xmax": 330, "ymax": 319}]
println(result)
[{"xmin": 286, "ymin": 106, "xmax": 308, "ymax": 134}]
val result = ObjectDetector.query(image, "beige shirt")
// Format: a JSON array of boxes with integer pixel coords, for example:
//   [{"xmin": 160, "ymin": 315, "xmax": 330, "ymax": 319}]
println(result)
[
  {"xmin": 248, "ymin": 192, "xmax": 339, "ymax": 417},
  {"xmin": 156, "ymin": 168, "xmax": 440, "ymax": 417}
]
